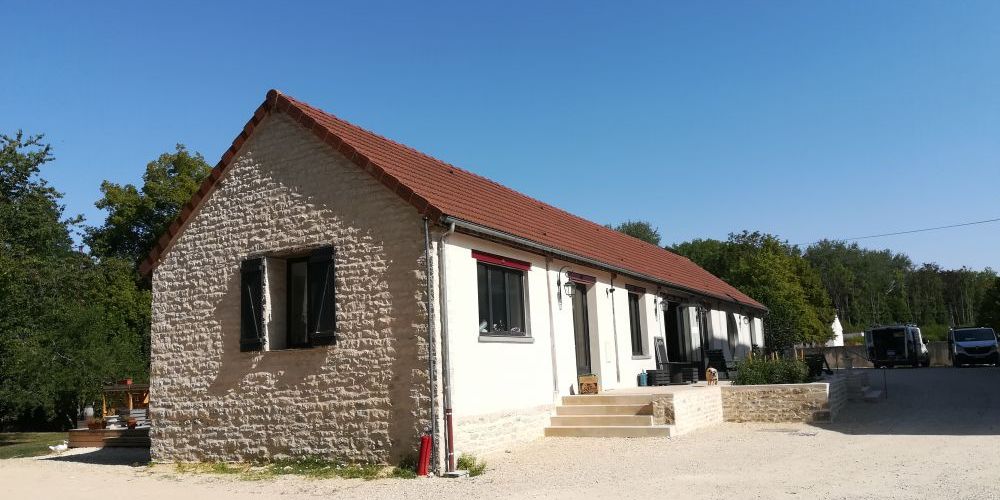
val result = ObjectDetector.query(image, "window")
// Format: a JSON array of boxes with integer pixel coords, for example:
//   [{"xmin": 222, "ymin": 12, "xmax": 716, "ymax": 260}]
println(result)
[
  {"xmin": 477, "ymin": 262, "xmax": 526, "ymax": 335},
  {"xmin": 472, "ymin": 250, "xmax": 530, "ymax": 337},
  {"xmin": 239, "ymin": 246, "xmax": 337, "ymax": 352},
  {"xmin": 628, "ymin": 292, "xmax": 644, "ymax": 356}
]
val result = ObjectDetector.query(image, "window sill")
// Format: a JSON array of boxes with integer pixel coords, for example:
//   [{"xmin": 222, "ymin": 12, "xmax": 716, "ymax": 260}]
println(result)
[
  {"xmin": 632, "ymin": 354, "xmax": 651, "ymax": 360},
  {"xmin": 264, "ymin": 346, "xmax": 320, "ymax": 353},
  {"xmin": 478, "ymin": 334, "xmax": 534, "ymax": 344}
]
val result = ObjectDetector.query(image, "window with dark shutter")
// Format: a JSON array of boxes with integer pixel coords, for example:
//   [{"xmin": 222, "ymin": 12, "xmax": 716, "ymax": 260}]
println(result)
[
  {"xmin": 240, "ymin": 258, "xmax": 265, "ymax": 352},
  {"xmin": 308, "ymin": 246, "xmax": 337, "ymax": 345}
]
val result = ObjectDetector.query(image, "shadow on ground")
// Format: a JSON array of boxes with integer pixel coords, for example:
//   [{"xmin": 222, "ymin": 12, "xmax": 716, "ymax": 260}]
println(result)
[
  {"xmin": 40, "ymin": 447, "xmax": 150, "ymax": 466},
  {"xmin": 812, "ymin": 366, "xmax": 1000, "ymax": 436}
]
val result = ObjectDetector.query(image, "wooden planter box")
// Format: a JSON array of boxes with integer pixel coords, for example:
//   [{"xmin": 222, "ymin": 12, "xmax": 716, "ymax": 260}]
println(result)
[
  {"xmin": 578, "ymin": 374, "xmax": 599, "ymax": 394},
  {"xmin": 68, "ymin": 428, "xmax": 150, "ymax": 448}
]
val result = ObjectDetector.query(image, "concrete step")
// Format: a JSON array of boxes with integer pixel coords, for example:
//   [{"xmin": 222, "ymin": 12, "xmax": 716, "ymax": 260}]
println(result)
[
  {"xmin": 550, "ymin": 415, "xmax": 654, "ymax": 426},
  {"xmin": 555, "ymin": 404, "xmax": 652, "ymax": 416},
  {"xmin": 544, "ymin": 425, "xmax": 674, "ymax": 438},
  {"xmin": 561, "ymin": 394, "xmax": 659, "ymax": 406}
]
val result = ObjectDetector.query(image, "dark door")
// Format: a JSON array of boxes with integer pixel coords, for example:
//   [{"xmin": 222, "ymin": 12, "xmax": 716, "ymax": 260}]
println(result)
[
  {"xmin": 664, "ymin": 302, "xmax": 686, "ymax": 362},
  {"xmin": 572, "ymin": 283, "xmax": 592, "ymax": 376}
]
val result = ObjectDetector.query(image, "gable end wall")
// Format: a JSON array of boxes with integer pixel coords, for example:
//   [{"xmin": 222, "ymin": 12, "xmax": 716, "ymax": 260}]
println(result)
[{"xmin": 149, "ymin": 113, "xmax": 430, "ymax": 464}]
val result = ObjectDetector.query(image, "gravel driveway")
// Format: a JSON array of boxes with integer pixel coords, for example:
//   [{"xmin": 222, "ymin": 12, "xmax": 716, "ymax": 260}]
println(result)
[{"xmin": 4, "ymin": 367, "xmax": 999, "ymax": 500}]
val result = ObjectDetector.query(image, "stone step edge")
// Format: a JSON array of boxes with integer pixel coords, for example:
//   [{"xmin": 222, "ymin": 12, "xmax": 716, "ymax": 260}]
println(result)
[{"xmin": 543, "ymin": 425, "xmax": 675, "ymax": 438}]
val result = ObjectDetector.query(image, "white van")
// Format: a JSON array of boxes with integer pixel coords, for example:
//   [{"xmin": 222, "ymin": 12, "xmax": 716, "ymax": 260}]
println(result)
[{"xmin": 948, "ymin": 327, "xmax": 999, "ymax": 367}]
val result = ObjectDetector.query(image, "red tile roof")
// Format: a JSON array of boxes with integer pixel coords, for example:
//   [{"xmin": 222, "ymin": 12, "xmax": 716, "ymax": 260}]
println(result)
[{"xmin": 141, "ymin": 90, "xmax": 766, "ymax": 312}]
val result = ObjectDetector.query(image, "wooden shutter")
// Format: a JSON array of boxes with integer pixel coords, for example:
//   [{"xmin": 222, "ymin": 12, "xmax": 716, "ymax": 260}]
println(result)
[
  {"xmin": 240, "ymin": 258, "xmax": 265, "ymax": 352},
  {"xmin": 308, "ymin": 246, "xmax": 337, "ymax": 345}
]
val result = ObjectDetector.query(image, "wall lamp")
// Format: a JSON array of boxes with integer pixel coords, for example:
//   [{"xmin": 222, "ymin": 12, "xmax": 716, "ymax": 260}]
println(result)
[{"xmin": 556, "ymin": 266, "xmax": 575, "ymax": 309}]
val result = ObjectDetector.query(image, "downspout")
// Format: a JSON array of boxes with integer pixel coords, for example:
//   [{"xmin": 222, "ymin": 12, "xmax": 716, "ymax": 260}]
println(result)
[
  {"xmin": 437, "ymin": 222, "xmax": 457, "ymax": 473},
  {"xmin": 544, "ymin": 256, "xmax": 560, "ymax": 396},
  {"xmin": 608, "ymin": 274, "xmax": 621, "ymax": 383},
  {"xmin": 422, "ymin": 218, "xmax": 439, "ymax": 475}
]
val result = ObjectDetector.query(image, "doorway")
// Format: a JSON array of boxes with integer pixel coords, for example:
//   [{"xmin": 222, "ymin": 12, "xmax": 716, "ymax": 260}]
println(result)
[
  {"xmin": 664, "ymin": 302, "xmax": 687, "ymax": 362},
  {"xmin": 571, "ymin": 283, "xmax": 592, "ymax": 376}
]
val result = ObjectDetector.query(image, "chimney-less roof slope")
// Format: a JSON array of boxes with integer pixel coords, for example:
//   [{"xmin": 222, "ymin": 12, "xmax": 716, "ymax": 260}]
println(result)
[{"xmin": 141, "ymin": 90, "xmax": 765, "ymax": 312}]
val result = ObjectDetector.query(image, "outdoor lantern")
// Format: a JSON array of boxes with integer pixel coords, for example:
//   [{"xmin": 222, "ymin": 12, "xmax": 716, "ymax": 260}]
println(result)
[
  {"xmin": 657, "ymin": 298, "xmax": 669, "ymax": 311},
  {"xmin": 556, "ymin": 266, "xmax": 573, "ymax": 308}
]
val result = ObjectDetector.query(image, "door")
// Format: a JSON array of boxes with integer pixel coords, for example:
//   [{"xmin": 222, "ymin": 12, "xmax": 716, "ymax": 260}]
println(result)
[
  {"xmin": 572, "ymin": 283, "xmax": 592, "ymax": 376},
  {"xmin": 664, "ymin": 302, "xmax": 686, "ymax": 362}
]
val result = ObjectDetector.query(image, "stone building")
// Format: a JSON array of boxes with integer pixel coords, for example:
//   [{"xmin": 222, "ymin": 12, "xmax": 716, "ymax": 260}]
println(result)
[{"xmin": 142, "ymin": 90, "xmax": 767, "ymax": 472}]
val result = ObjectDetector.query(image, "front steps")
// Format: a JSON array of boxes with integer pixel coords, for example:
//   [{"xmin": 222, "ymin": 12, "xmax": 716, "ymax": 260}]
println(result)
[{"xmin": 544, "ymin": 393, "xmax": 674, "ymax": 438}]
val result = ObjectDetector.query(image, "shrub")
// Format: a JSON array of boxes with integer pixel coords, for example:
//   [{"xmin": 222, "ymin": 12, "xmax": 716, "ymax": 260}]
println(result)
[
  {"xmin": 733, "ymin": 356, "xmax": 810, "ymax": 385},
  {"xmin": 456, "ymin": 453, "xmax": 487, "ymax": 477}
]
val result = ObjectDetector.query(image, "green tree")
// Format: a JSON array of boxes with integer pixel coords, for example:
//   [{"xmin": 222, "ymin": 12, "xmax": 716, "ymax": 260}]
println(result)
[
  {"xmin": 608, "ymin": 220, "xmax": 662, "ymax": 246},
  {"xmin": 673, "ymin": 232, "xmax": 835, "ymax": 349},
  {"xmin": 906, "ymin": 263, "xmax": 947, "ymax": 326},
  {"xmin": 804, "ymin": 241, "xmax": 912, "ymax": 331},
  {"xmin": 977, "ymin": 277, "xmax": 1000, "ymax": 333},
  {"xmin": 86, "ymin": 144, "xmax": 211, "ymax": 266},
  {"xmin": 0, "ymin": 132, "xmax": 148, "ymax": 430}
]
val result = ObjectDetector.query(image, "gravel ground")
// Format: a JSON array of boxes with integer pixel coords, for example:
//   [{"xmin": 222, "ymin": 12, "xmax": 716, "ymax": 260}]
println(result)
[{"xmin": 4, "ymin": 367, "xmax": 1000, "ymax": 500}]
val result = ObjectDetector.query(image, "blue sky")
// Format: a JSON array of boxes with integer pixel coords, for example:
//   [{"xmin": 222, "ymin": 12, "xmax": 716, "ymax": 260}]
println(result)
[{"xmin": 3, "ymin": 1, "xmax": 998, "ymax": 270}]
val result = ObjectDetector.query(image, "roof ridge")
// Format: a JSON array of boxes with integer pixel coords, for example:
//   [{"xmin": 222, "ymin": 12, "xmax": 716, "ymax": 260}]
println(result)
[{"xmin": 141, "ymin": 89, "xmax": 766, "ymax": 311}]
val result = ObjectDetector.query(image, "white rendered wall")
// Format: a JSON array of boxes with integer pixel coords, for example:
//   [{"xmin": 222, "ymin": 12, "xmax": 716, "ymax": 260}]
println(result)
[
  {"xmin": 441, "ymin": 233, "xmax": 556, "ymax": 421},
  {"xmin": 440, "ymin": 232, "xmax": 765, "ymax": 456}
]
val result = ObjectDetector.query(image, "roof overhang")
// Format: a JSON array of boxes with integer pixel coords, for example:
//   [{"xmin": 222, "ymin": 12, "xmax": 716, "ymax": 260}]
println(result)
[{"xmin": 442, "ymin": 216, "xmax": 769, "ymax": 314}]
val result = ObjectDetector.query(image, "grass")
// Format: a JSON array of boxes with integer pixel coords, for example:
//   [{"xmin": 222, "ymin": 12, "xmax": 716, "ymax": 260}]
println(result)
[
  {"xmin": 173, "ymin": 456, "xmax": 419, "ymax": 481},
  {"xmin": 457, "ymin": 453, "xmax": 487, "ymax": 477},
  {"xmin": 0, "ymin": 432, "xmax": 65, "ymax": 459}
]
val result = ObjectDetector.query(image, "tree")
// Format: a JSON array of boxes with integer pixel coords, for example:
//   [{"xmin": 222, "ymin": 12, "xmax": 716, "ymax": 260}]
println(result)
[
  {"xmin": 0, "ymin": 132, "xmax": 148, "ymax": 430},
  {"xmin": 804, "ymin": 240, "xmax": 996, "ymax": 333},
  {"xmin": 608, "ymin": 220, "xmax": 662, "ymax": 246},
  {"xmin": 86, "ymin": 144, "xmax": 211, "ymax": 267},
  {"xmin": 804, "ymin": 241, "xmax": 912, "ymax": 331},
  {"xmin": 977, "ymin": 277, "xmax": 1000, "ymax": 333},
  {"xmin": 673, "ymin": 232, "xmax": 835, "ymax": 349}
]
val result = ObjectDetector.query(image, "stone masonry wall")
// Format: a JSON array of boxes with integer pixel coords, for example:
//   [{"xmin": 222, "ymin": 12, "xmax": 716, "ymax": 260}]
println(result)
[
  {"xmin": 721, "ymin": 378, "xmax": 845, "ymax": 423},
  {"xmin": 671, "ymin": 387, "xmax": 724, "ymax": 434},
  {"xmin": 453, "ymin": 404, "xmax": 553, "ymax": 457},
  {"xmin": 651, "ymin": 387, "xmax": 723, "ymax": 435},
  {"xmin": 150, "ymin": 113, "xmax": 430, "ymax": 464}
]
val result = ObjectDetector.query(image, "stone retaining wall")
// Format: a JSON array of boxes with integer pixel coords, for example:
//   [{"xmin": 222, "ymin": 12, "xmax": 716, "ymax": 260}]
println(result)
[
  {"xmin": 798, "ymin": 343, "xmax": 952, "ymax": 368},
  {"xmin": 651, "ymin": 387, "xmax": 723, "ymax": 435},
  {"xmin": 721, "ymin": 376, "xmax": 847, "ymax": 423}
]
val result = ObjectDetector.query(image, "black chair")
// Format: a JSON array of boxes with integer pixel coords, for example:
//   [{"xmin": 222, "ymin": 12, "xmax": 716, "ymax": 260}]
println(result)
[
  {"xmin": 705, "ymin": 349, "xmax": 736, "ymax": 379},
  {"xmin": 804, "ymin": 353, "xmax": 833, "ymax": 378}
]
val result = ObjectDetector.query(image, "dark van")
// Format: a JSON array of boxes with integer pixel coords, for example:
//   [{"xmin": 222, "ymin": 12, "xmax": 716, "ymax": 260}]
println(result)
[{"xmin": 866, "ymin": 324, "xmax": 930, "ymax": 368}]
